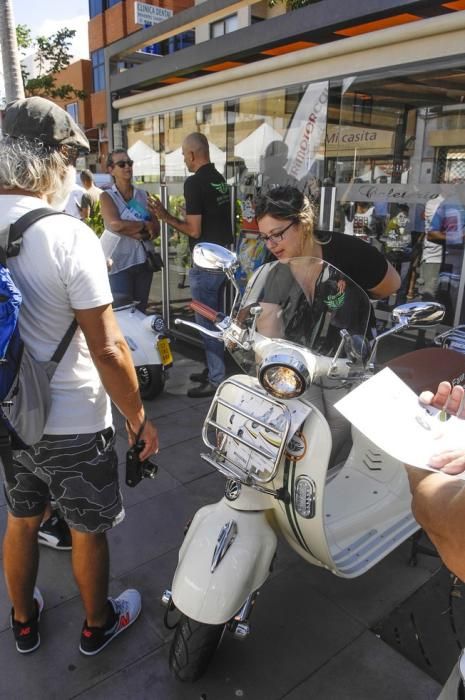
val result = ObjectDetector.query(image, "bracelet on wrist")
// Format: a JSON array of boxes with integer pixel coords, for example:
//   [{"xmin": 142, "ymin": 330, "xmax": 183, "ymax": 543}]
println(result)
[{"xmin": 126, "ymin": 415, "xmax": 146, "ymax": 440}]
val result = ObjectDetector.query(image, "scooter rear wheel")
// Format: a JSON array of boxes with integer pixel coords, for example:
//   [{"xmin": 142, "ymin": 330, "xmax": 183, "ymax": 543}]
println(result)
[
  {"xmin": 136, "ymin": 365, "xmax": 165, "ymax": 400},
  {"xmin": 169, "ymin": 614, "xmax": 225, "ymax": 682}
]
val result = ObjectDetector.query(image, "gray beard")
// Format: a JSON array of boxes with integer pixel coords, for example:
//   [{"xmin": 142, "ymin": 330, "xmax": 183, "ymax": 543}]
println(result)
[{"xmin": 48, "ymin": 166, "xmax": 77, "ymax": 210}]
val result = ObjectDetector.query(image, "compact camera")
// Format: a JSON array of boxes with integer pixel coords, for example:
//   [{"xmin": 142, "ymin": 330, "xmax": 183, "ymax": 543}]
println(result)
[{"xmin": 125, "ymin": 441, "xmax": 158, "ymax": 487}]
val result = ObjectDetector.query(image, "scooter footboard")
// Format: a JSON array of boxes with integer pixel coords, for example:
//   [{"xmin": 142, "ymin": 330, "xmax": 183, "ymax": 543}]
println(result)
[{"xmin": 172, "ymin": 499, "xmax": 277, "ymax": 625}]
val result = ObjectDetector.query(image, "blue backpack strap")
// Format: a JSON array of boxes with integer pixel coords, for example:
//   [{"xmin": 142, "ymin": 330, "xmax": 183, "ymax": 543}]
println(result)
[{"xmin": 7, "ymin": 208, "xmax": 65, "ymax": 258}]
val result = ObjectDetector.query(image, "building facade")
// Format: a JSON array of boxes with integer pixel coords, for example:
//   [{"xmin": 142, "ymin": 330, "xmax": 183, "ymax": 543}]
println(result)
[
  {"xmin": 53, "ymin": 60, "xmax": 95, "ymax": 163},
  {"xmin": 88, "ymin": 0, "xmax": 194, "ymax": 167}
]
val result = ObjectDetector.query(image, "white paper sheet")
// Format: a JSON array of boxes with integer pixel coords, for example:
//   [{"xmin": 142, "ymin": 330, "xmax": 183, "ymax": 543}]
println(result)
[
  {"xmin": 223, "ymin": 395, "xmax": 311, "ymax": 475},
  {"xmin": 335, "ymin": 367, "xmax": 465, "ymax": 476}
]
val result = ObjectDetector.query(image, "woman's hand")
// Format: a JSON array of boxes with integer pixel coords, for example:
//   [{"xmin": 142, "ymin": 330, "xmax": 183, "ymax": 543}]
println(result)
[
  {"xmin": 420, "ymin": 381, "xmax": 465, "ymax": 418},
  {"xmin": 136, "ymin": 220, "xmax": 159, "ymax": 241},
  {"xmin": 145, "ymin": 220, "xmax": 159, "ymax": 240},
  {"xmin": 429, "ymin": 449, "xmax": 465, "ymax": 476},
  {"xmin": 420, "ymin": 381, "xmax": 465, "ymax": 475}
]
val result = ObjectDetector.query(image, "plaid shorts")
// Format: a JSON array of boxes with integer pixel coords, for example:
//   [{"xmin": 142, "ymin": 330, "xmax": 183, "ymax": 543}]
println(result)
[{"xmin": 1, "ymin": 428, "xmax": 124, "ymax": 534}]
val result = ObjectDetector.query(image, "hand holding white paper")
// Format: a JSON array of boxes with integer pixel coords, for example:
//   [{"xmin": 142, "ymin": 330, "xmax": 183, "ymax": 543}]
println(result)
[{"xmin": 335, "ymin": 368, "xmax": 465, "ymax": 477}]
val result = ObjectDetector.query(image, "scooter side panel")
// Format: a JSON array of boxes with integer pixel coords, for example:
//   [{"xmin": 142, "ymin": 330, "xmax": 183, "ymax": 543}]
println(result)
[
  {"xmin": 172, "ymin": 499, "xmax": 277, "ymax": 625},
  {"xmin": 271, "ymin": 406, "xmax": 336, "ymax": 571},
  {"xmin": 273, "ymin": 407, "xmax": 418, "ymax": 578}
]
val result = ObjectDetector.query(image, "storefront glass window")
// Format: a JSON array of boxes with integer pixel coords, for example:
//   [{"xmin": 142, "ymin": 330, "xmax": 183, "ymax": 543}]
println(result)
[
  {"xmin": 329, "ymin": 66, "xmax": 465, "ymax": 327},
  {"xmin": 230, "ymin": 83, "xmax": 328, "ymax": 291},
  {"xmin": 120, "ymin": 62, "xmax": 465, "ymax": 336}
]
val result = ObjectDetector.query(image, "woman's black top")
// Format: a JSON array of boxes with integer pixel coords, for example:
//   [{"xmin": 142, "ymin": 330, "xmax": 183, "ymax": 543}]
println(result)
[{"xmin": 261, "ymin": 231, "xmax": 389, "ymax": 347}]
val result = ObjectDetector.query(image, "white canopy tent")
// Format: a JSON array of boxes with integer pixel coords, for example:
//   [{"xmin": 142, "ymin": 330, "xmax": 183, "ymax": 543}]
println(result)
[
  {"xmin": 128, "ymin": 140, "xmax": 160, "ymax": 178},
  {"xmin": 165, "ymin": 142, "xmax": 227, "ymax": 178},
  {"xmin": 234, "ymin": 122, "xmax": 284, "ymax": 172}
]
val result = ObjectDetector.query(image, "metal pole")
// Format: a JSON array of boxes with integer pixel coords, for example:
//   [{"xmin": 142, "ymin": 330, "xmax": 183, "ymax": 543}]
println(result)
[
  {"xmin": 160, "ymin": 183, "xmax": 171, "ymax": 326},
  {"xmin": 230, "ymin": 181, "xmax": 237, "ymax": 246},
  {"xmin": 318, "ymin": 186, "xmax": 336, "ymax": 231}
]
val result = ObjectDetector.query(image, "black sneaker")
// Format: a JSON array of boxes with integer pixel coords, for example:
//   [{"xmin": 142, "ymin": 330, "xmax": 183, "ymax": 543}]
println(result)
[
  {"xmin": 189, "ymin": 367, "xmax": 209, "ymax": 383},
  {"xmin": 38, "ymin": 513, "xmax": 72, "ymax": 551},
  {"xmin": 11, "ymin": 588, "xmax": 44, "ymax": 654},
  {"xmin": 79, "ymin": 589, "xmax": 142, "ymax": 656},
  {"xmin": 187, "ymin": 381, "xmax": 218, "ymax": 398}
]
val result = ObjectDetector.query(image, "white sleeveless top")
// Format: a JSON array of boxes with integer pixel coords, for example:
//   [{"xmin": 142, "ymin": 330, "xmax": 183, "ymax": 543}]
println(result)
[{"xmin": 100, "ymin": 185, "xmax": 154, "ymax": 275}]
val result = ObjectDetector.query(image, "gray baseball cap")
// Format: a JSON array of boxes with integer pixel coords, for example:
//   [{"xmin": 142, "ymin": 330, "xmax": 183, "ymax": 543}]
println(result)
[{"xmin": 2, "ymin": 96, "xmax": 89, "ymax": 153}]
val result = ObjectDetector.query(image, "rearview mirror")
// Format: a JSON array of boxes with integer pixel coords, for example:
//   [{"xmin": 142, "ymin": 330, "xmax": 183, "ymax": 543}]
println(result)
[
  {"xmin": 192, "ymin": 243, "xmax": 238, "ymax": 273},
  {"xmin": 392, "ymin": 301, "xmax": 445, "ymax": 327}
]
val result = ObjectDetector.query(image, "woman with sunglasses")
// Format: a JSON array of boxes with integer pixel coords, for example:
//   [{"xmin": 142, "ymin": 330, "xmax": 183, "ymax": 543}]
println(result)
[
  {"xmin": 100, "ymin": 150, "xmax": 160, "ymax": 311},
  {"xmin": 254, "ymin": 185, "xmax": 400, "ymax": 463}
]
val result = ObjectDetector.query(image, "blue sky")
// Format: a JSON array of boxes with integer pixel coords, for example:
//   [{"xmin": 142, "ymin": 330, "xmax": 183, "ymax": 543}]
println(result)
[{"xmin": 12, "ymin": 0, "xmax": 90, "ymax": 59}]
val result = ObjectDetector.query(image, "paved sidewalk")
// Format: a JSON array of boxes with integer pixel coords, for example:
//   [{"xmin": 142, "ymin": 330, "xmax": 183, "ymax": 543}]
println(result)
[{"xmin": 0, "ymin": 345, "xmax": 447, "ymax": 699}]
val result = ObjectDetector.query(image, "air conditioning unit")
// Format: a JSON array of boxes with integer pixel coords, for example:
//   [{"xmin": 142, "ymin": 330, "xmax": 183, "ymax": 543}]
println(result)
[{"xmin": 98, "ymin": 126, "xmax": 108, "ymax": 143}]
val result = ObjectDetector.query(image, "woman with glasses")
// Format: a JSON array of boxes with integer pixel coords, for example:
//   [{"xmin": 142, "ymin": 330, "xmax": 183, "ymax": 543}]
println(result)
[
  {"xmin": 255, "ymin": 186, "xmax": 400, "ymax": 320},
  {"xmin": 254, "ymin": 185, "xmax": 400, "ymax": 463},
  {"xmin": 100, "ymin": 150, "xmax": 160, "ymax": 312}
]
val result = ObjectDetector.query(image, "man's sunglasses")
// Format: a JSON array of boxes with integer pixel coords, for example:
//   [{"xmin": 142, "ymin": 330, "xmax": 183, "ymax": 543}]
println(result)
[{"xmin": 113, "ymin": 159, "xmax": 134, "ymax": 168}]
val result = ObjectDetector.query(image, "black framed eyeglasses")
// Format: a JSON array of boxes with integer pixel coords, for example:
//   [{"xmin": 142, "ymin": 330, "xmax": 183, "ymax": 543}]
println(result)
[
  {"xmin": 114, "ymin": 159, "xmax": 134, "ymax": 168},
  {"xmin": 257, "ymin": 220, "xmax": 294, "ymax": 246}
]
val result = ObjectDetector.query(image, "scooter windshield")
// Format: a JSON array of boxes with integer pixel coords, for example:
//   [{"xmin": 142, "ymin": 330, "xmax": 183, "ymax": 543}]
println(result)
[{"xmin": 227, "ymin": 256, "xmax": 372, "ymax": 374}]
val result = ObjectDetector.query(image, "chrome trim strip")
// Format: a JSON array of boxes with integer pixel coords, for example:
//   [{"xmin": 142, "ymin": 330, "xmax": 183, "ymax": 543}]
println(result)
[
  {"xmin": 211, "ymin": 520, "xmax": 238, "ymax": 573},
  {"xmin": 234, "ymin": 591, "xmax": 258, "ymax": 623}
]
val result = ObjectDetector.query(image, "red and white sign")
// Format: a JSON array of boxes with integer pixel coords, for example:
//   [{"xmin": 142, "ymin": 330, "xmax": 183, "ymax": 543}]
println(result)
[{"xmin": 285, "ymin": 81, "xmax": 329, "ymax": 181}]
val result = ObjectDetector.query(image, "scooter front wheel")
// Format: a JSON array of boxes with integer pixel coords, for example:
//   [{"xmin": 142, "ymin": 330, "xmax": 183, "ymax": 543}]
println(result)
[
  {"xmin": 136, "ymin": 365, "xmax": 165, "ymax": 400},
  {"xmin": 169, "ymin": 614, "xmax": 225, "ymax": 682}
]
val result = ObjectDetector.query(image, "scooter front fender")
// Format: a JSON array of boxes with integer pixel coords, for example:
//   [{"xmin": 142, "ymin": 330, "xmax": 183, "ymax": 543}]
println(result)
[{"xmin": 172, "ymin": 499, "xmax": 277, "ymax": 625}]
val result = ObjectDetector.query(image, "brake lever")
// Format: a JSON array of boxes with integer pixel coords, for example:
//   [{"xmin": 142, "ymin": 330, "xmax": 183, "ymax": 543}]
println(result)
[{"xmin": 174, "ymin": 318, "xmax": 224, "ymax": 339}]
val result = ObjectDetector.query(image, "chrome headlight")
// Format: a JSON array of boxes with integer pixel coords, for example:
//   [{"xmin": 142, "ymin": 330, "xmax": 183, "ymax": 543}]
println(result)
[
  {"xmin": 151, "ymin": 314, "xmax": 165, "ymax": 333},
  {"xmin": 258, "ymin": 352, "xmax": 309, "ymax": 399}
]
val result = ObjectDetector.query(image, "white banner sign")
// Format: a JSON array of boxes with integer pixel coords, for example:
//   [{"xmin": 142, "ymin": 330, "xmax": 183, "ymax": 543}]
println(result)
[
  {"xmin": 285, "ymin": 81, "xmax": 329, "ymax": 181},
  {"xmin": 134, "ymin": 2, "xmax": 173, "ymax": 25},
  {"xmin": 337, "ymin": 182, "xmax": 465, "ymax": 206}
]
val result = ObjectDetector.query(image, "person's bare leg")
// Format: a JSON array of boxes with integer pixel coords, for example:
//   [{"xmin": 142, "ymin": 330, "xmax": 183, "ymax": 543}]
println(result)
[
  {"xmin": 71, "ymin": 530, "xmax": 110, "ymax": 627},
  {"xmin": 3, "ymin": 512, "xmax": 44, "ymax": 621}
]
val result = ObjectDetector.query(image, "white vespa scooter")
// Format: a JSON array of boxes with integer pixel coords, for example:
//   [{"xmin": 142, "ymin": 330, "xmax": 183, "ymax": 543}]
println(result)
[
  {"xmin": 113, "ymin": 298, "xmax": 173, "ymax": 399},
  {"xmin": 162, "ymin": 243, "xmax": 460, "ymax": 682}
]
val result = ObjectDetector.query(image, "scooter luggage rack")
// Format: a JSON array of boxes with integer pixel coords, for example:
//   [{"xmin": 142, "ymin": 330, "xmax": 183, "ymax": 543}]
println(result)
[{"xmin": 201, "ymin": 378, "xmax": 292, "ymax": 487}]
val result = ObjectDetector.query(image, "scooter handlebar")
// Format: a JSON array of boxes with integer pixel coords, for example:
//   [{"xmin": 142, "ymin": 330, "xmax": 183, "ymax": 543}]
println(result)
[{"xmin": 189, "ymin": 300, "xmax": 225, "ymax": 324}]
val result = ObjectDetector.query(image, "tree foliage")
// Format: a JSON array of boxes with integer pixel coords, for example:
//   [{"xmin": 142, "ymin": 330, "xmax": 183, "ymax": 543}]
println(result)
[
  {"xmin": 16, "ymin": 24, "xmax": 32, "ymax": 51},
  {"xmin": 268, "ymin": 0, "xmax": 321, "ymax": 8},
  {"xmin": 17, "ymin": 25, "xmax": 86, "ymax": 100}
]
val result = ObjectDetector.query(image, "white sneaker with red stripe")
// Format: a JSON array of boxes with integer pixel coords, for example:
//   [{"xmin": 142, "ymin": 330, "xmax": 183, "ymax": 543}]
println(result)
[{"xmin": 79, "ymin": 589, "xmax": 141, "ymax": 656}]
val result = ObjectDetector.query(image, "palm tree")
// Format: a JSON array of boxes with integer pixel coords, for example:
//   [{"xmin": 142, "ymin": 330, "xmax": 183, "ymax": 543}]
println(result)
[{"xmin": 0, "ymin": 0, "xmax": 25, "ymax": 103}]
